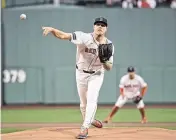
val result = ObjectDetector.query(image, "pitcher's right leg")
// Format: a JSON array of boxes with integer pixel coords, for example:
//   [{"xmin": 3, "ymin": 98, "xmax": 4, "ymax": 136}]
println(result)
[
  {"xmin": 77, "ymin": 86, "xmax": 87, "ymax": 121},
  {"xmin": 76, "ymin": 70, "xmax": 89, "ymax": 139},
  {"xmin": 76, "ymin": 85, "xmax": 89, "ymax": 139},
  {"xmin": 76, "ymin": 70, "xmax": 88, "ymax": 121}
]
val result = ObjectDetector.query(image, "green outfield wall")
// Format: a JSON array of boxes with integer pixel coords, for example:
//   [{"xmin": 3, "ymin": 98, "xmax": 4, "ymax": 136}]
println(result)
[{"xmin": 2, "ymin": 7, "xmax": 176, "ymax": 104}]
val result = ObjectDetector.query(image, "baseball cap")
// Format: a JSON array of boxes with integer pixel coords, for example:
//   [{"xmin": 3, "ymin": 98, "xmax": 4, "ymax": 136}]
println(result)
[
  {"xmin": 127, "ymin": 66, "xmax": 135, "ymax": 72},
  {"xmin": 94, "ymin": 17, "xmax": 108, "ymax": 27}
]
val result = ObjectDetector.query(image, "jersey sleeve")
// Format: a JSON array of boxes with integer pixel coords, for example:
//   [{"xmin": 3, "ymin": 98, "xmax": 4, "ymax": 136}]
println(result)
[
  {"xmin": 119, "ymin": 77, "xmax": 125, "ymax": 88},
  {"xmin": 108, "ymin": 44, "xmax": 114, "ymax": 64},
  {"xmin": 70, "ymin": 31, "xmax": 86, "ymax": 45},
  {"xmin": 138, "ymin": 76, "xmax": 147, "ymax": 87}
]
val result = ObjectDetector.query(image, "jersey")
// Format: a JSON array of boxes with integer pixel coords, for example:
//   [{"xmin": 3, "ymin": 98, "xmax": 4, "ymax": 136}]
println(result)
[
  {"xmin": 70, "ymin": 31, "xmax": 114, "ymax": 72},
  {"xmin": 119, "ymin": 74, "xmax": 147, "ymax": 98}
]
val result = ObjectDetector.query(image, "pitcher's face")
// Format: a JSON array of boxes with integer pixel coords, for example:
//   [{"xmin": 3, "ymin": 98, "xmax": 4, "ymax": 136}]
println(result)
[{"xmin": 93, "ymin": 23, "xmax": 107, "ymax": 36}]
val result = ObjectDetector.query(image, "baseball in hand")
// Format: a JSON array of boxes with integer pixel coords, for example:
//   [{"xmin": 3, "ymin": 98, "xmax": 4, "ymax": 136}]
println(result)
[{"xmin": 20, "ymin": 14, "xmax": 26, "ymax": 20}]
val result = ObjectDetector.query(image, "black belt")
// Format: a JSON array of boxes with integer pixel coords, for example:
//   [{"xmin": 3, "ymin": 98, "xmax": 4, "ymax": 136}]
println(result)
[{"xmin": 76, "ymin": 65, "xmax": 95, "ymax": 74}]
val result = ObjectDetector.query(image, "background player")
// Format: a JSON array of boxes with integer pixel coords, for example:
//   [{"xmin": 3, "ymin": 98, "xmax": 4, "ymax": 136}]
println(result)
[
  {"xmin": 103, "ymin": 66, "xmax": 148, "ymax": 124},
  {"xmin": 42, "ymin": 17, "xmax": 114, "ymax": 139}
]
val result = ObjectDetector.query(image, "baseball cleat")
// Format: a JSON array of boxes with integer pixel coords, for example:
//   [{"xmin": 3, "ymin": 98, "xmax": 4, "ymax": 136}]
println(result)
[
  {"xmin": 75, "ymin": 127, "xmax": 88, "ymax": 139},
  {"xmin": 91, "ymin": 119, "xmax": 103, "ymax": 128},
  {"xmin": 102, "ymin": 118, "xmax": 111, "ymax": 123},
  {"xmin": 102, "ymin": 120, "xmax": 109, "ymax": 123}
]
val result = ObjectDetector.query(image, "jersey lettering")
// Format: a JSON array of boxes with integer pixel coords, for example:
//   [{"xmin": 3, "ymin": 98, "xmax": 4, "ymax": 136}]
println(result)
[
  {"xmin": 85, "ymin": 47, "xmax": 96, "ymax": 55},
  {"xmin": 124, "ymin": 85, "xmax": 140, "ymax": 88}
]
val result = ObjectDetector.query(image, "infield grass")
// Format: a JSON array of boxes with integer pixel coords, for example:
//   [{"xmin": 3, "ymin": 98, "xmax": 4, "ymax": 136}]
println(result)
[
  {"xmin": 2, "ymin": 108, "xmax": 176, "ymax": 123},
  {"xmin": 1, "ymin": 128, "xmax": 31, "ymax": 134},
  {"xmin": 2, "ymin": 108, "xmax": 176, "ymax": 134}
]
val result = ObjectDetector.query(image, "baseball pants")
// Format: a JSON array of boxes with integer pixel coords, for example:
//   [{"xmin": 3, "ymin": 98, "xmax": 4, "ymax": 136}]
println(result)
[{"xmin": 76, "ymin": 69, "xmax": 104, "ymax": 128}]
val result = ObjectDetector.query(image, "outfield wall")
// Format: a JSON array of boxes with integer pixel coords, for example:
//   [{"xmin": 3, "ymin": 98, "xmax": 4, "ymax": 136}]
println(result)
[{"xmin": 2, "ymin": 7, "xmax": 176, "ymax": 104}]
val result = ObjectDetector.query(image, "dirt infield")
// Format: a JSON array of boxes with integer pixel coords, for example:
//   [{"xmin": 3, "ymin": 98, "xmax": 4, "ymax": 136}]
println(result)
[
  {"xmin": 2, "ymin": 124, "xmax": 176, "ymax": 140},
  {"xmin": 2, "ymin": 123, "xmax": 176, "ymax": 140},
  {"xmin": 2, "ymin": 122, "xmax": 176, "ymax": 128}
]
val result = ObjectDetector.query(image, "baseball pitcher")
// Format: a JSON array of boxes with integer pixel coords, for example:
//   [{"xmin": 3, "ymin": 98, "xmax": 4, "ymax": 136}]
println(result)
[
  {"xmin": 103, "ymin": 66, "xmax": 148, "ymax": 124},
  {"xmin": 42, "ymin": 17, "xmax": 114, "ymax": 139}
]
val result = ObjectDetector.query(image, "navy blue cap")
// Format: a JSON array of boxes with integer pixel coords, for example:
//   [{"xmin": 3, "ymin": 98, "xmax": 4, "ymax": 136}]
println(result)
[
  {"xmin": 127, "ymin": 66, "xmax": 135, "ymax": 72},
  {"xmin": 94, "ymin": 17, "xmax": 108, "ymax": 26}
]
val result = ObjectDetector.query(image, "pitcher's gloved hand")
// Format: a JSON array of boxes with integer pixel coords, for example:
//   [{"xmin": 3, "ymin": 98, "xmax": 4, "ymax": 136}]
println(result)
[{"xmin": 98, "ymin": 43, "xmax": 113, "ymax": 63}]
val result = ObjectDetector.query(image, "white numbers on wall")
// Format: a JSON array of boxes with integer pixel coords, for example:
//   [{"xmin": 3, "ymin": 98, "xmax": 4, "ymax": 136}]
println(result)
[
  {"xmin": 3, "ymin": 69, "xmax": 26, "ymax": 83},
  {"xmin": 3, "ymin": 70, "xmax": 11, "ymax": 83},
  {"xmin": 18, "ymin": 70, "xmax": 26, "ymax": 83}
]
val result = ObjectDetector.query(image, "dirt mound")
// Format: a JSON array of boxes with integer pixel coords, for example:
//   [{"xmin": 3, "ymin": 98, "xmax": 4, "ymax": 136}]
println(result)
[{"xmin": 2, "ymin": 127, "xmax": 176, "ymax": 140}]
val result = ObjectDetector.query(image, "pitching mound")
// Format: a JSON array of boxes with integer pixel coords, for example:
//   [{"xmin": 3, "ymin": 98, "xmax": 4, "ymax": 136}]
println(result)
[{"xmin": 2, "ymin": 127, "xmax": 176, "ymax": 140}]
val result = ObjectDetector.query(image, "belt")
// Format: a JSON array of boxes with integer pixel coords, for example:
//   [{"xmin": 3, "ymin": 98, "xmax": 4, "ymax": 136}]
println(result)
[{"xmin": 76, "ymin": 65, "xmax": 95, "ymax": 74}]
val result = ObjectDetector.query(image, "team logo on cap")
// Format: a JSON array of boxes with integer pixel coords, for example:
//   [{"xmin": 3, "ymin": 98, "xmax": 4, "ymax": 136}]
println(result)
[{"xmin": 127, "ymin": 66, "xmax": 135, "ymax": 72}]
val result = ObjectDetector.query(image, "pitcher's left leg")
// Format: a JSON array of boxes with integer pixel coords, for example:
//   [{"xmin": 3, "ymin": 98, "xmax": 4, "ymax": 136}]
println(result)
[
  {"xmin": 136, "ymin": 100, "xmax": 147, "ymax": 123},
  {"xmin": 82, "ymin": 74, "xmax": 104, "ymax": 129}
]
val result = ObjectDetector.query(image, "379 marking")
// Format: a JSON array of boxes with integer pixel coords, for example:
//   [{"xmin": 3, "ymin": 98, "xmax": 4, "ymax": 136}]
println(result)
[{"xmin": 3, "ymin": 69, "xmax": 26, "ymax": 83}]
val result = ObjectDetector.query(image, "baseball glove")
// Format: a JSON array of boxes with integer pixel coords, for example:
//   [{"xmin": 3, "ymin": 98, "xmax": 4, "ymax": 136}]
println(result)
[
  {"xmin": 98, "ymin": 43, "xmax": 113, "ymax": 63},
  {"xmin": 133, "ymin": 96, "xmax": 142, "ymax": 104}
]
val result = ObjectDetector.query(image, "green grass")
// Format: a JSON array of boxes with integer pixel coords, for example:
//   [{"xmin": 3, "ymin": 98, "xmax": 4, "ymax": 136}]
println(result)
[
  {"xmin": 2, "ymin": 108, "xmax": 176, "ymax": 123},
  {"xmin": 1, "ymin": 128, "xmax": 31, "ymax": 134},
  {"xmin": 2, "ymin": 108, "xmax": 176, "ymax": 134}
]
